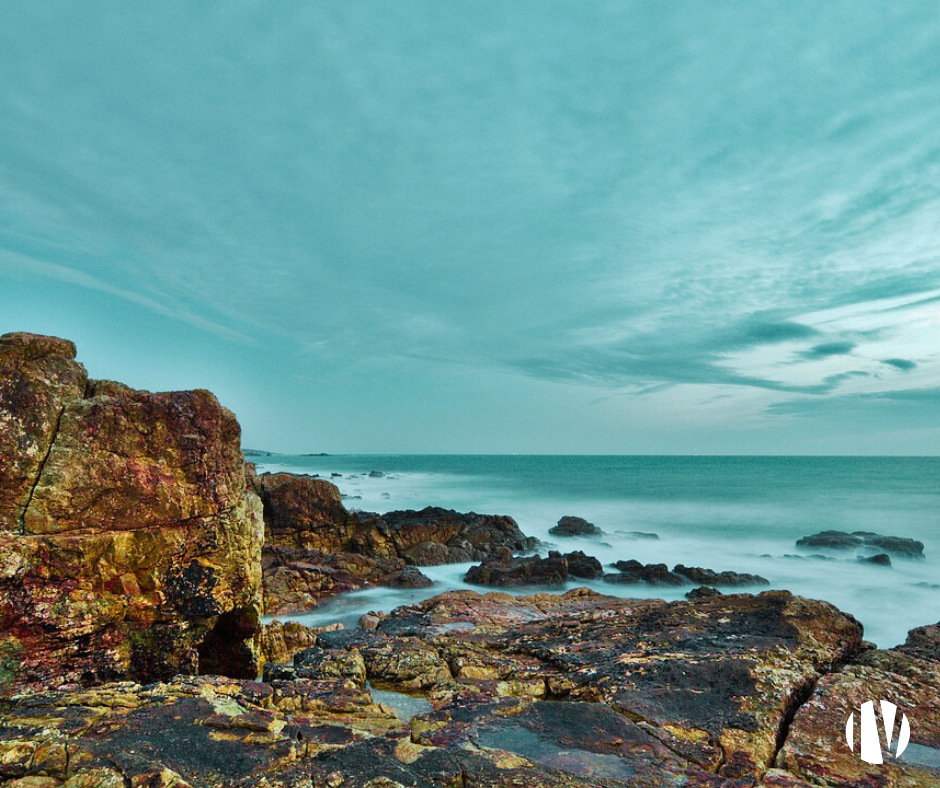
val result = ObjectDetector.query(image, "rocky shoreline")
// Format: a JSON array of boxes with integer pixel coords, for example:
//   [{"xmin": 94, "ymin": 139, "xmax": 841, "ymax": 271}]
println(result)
[{"xmin": 1, "ymin": 333, "xmax": 938, "ymax": 787}]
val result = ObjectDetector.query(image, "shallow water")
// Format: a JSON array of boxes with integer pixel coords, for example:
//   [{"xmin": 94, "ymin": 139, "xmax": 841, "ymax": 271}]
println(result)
[{"xmin": 257, "ymin": 455, "xmax": 940, "ymax": 647}]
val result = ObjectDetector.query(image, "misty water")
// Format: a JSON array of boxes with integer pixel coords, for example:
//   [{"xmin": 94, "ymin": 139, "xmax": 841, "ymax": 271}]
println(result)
[{"xmin": 256, "ymin": 455, "xmax": 940, "ymax": 648}]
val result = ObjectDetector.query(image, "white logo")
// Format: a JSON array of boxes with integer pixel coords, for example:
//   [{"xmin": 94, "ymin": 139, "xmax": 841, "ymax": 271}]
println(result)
[{"xmin": 845, "ymin": 700, "xmax": 910, "ymax": 765}]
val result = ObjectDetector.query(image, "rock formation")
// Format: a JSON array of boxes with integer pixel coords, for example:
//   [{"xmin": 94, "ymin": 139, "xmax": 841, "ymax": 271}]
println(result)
[
  {"xmin": 0, "ymin": 333, "xmax": 264, "ymax": 696},
  {"xmin": 549, "ymin": 515, "xmax": 601, "ymax": 537},
  {"xmin": 603, "ymin": 559, "xmax": 770, "ymax": 587},
  {"xmin": 255, "ymin": 470, "xmax": 537, "ymax": 612},
  {"xmin": 465, "ymin": 549, "xmax": 603, "ymax": 587},
  {"xmin": 6, "ymin": 589, "xmax": 934, "ymax": 787}
]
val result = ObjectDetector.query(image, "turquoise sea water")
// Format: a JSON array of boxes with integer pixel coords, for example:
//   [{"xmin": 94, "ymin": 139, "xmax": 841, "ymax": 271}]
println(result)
[{"xmin": 255, "ymin": 455, "xmax": 940, "ymax": 647}]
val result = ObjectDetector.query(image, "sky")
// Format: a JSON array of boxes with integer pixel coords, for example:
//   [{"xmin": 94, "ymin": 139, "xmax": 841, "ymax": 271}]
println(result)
[{"xmin": 1, "ymin": 2, "xmax": 939, "ymax": 454}]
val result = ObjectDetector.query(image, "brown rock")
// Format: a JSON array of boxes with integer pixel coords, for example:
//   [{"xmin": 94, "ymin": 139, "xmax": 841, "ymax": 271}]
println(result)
[
  {"xmin": 778, "ymin": 645, "xmax": 940, "ymax": 786},
  {"xmin": 258, "ymin": 472, "xmax": 356, "ymax": 551},
  {"xmin": 262, "ymin": 545, "xmax": 430, "ymax": 616},
  {"xmin": 0, "ymin": 333, "xmax": 264, "ymax": 697},
  {"xmin": 0, "ymin": 333, "xmax": 87, "ymax": 531}
]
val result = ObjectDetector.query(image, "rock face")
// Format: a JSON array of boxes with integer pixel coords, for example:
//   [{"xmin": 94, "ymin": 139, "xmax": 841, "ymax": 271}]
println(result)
[
  {"xmin": 0, "ymin": 333, "xmax": 264, "ymax": 697},
  {"xmin": 796, "ymin": 530, "xmax": 925, "ymax": 557},
  {"xmin": 549, "ymin": 515, "xmax": 601, "ymax": 537},
  {"xmin": 0, "ymin": 588, "xmax": 872, "ymax": 787}
]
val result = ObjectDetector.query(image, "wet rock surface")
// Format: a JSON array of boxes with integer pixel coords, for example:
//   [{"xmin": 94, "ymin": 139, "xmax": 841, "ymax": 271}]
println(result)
[
  {"xmin": 1, "ymin": 588, "xmax": 886, "ymax": 787},
  {"xmin": 262, "ymin": 544, "xmax": 430, "ymax": 616},
  {"xmin": 778, "ymin": 624, "xmax": 940, "ymax": 787},
  {"xmin": 0, "ymin": 333, "xmax": 264, "ymax": 697},
  {"xmin": 465, "ymin": 549, "xmax": 602, "ymax": 587}
]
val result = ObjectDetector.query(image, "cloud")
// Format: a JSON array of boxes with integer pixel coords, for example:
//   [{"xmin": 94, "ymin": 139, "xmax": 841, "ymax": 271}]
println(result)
[
  {"xmin": 711, "ymin": 319, "xmax": 820, "ymax": 351},
  {"xmin": 882, "ymin": 358, "xmax": 918, "ymax": 371},
  {"xmin": 797, "ymin": 341, "xmax": 856, "ymax": 360},
  {"xmin": 767, "ymin": 387, "xmax": 940, "ymax": 420}
]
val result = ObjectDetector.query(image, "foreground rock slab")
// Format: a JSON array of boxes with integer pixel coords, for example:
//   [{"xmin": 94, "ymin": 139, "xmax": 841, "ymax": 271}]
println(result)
[
  {"xmin": 778, "ymin": 623, "xmax": 940, "ymax": 787},
  {"xmin": 0, "ymin": 589, "xmax": 874, "ymax": 787}
]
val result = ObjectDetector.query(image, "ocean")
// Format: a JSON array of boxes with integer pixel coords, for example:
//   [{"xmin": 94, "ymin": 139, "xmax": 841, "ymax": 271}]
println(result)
[{"xmin": 254, "ymin": 455, "xmax": 940, "ymax": 648}]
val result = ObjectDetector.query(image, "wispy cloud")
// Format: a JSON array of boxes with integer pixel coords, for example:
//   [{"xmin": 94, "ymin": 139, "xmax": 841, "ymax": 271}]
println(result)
[
  {"xmin": 882, "ymin": 358, "xmax": 917, "ymax": 371},
  {"xmin": 798, "ymin": 341, "xmax": 856, "ymax": 360}
]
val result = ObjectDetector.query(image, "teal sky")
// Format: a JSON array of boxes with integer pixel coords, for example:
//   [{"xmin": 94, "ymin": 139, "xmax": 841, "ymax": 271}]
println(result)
[{"xmin": 2, "ymin": 2, "xmax": 939, "ymax": 454}]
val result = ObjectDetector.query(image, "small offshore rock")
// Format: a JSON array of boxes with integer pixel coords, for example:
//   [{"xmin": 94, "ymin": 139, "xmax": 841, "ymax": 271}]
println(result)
[
  {"xmin": 603, "ymin": 560, "xmax": 685, "ymax": 586},
  {"xmin": 673, "ymin": 564, "xmax": 770, "ymax": 586},
  {"xmin": 465, "ymin": 549, "xmax": 568, "ymax": 587},
  {"xmin": 686, "ymin": 586, "xmax": 722, "ymax": 600},
  {"xmin": 549, "ymin": 515, "xmax": 601, "ymax": 537}
]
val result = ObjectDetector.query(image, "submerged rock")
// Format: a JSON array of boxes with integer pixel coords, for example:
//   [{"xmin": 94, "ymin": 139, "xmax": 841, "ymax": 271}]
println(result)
[
  {"xmin": 0, "ymin": 333, "xmax": 264, "ymax": 697},
  {"xmin": 550, "ymin": 515, "xmax": 601, "ymax": 537},
  {"xmin": 673, "ymin": 564, "xmax": 770, "ymax": 586},
  {"xmin": 857, "ymin": 553, "xmax": 892, "ymax": 566},
  {"xmin": 603, "ymin": 559, "xmax": 686, "ymax": 585},
  {"xmin": 796, "ymin": 529, "xmax": 924, "ymax": 557}
]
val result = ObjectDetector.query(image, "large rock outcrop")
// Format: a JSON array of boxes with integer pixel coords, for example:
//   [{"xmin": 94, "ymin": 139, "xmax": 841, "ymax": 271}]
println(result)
[
  {"xmin": 0, "ymin": 333, "xmax": 264, "ymax": 696},
  {"xmin": 255, "ymin": 471, "xmax": 537, "ymax": 613}
]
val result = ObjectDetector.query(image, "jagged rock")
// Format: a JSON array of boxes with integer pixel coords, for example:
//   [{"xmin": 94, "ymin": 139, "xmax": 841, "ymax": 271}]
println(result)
[
  {"xmin": 796, "ymin": 530, "xmax": 924, "ymax": 557},
  {"xmin": 387, "ymin": 565, "xmax": 435, "ymax": 589},
  {"xmin": 465, "ymin": 549, "xmax": 569, "ymax": 587},
  {"xmin": 260, "ymin": 619, "xmax": 334, "ymax": 667},
  {"xmin": 779, "ymin": 629, "xmax": 940, "ymax": 786},
  {"xmin": 854, "ymin": 532, "xmax": 925, "ymax": 558},
  {"xmin": 258, "ymin": 480, "xmax": 537, "ymax": 611},
  {"xmin": 673, "ymin": 564, "xmax": 770, "ymax": 586},
  {"xmin": 549, "ymin": 515, "xmax": 601, "ymax": 537},
  {"xmin": 0, "ymin": 333, "xmax": 264, "ymax": 697},
  {"xmin": 0, "ymin": 588, "xmax": 887, "ymax": 787},
  {"xmin": 464, "ymin": 549, "xmax": 602, "ymax": 587},
  {"xmin": 256, "ymin": 472, "xmax": 357, "ymax": 552},
  {"xmin": 796, "ymin": 530, "xmax": 863, "ymax": 549},
  {"xmin": 565, "ymin": 550, "xmax": 604, "ymax": 579},
  {"xmin": 351, "ymin": 507, "xmax": 537, "ymax": 565},
  {"xmin": 603, "ymin": 559, "xmax": 686, "ymax": 585},
  {"xmin": 621, "ymin": 530, "xmax": 659, "ymax": 539}
]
